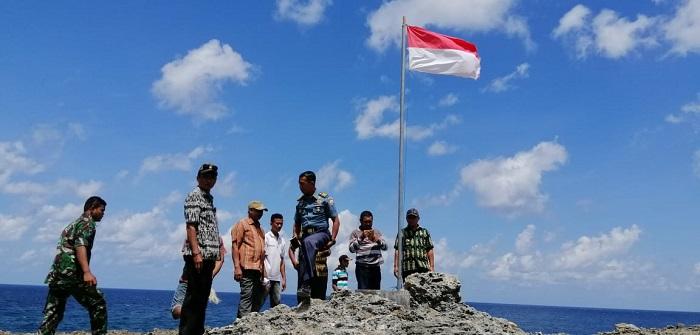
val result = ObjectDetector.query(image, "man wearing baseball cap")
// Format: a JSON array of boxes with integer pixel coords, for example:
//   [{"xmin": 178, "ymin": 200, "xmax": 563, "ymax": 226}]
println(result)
[
  {"xmin": 394, "ymin": 208, "xmax": 434, "ymax": 281},
  {"xmin": 231, "ymin": 200, "xmax": 268, "ymax": 319},
  {"xmin": 180, "ymin": 163, "xmax": 221, "ymax": 335},
  {"xmin": 332, "ymin": 255, "xmax": 351, "ymax": 292}
]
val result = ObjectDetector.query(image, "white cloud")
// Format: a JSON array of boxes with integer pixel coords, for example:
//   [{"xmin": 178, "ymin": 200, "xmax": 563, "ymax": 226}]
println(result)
[
  {"xmin": 214, "ymin": 172, "xmax": 237, "ymax": 197},
  {"xmin": 366, "ymin": 0, "xmax": 533, "ymax": 52},
  {"xmin": 663, "ymin": 0, "xmax": 700, "ymax": 56},
  {"xmin": 18, "ymin": 249, "xmax": 38, "ymax": 262},
  {"xmin": 553, "ymin": 5, "xmax": 658, "ymax": 59},
  {"xmin": 0, "ymin": 141, "xmax": 44, "ymax": 184},
  {"xmin": 35, "ymin": 203, "xmax": 83, "ymax": 242},
  {"xmin": 552, "ymin": 4, "xmax": 591, "ymax": 38},
  {"xmin": 515, "ymin": 224, "xmax": 535, "ymax": 254},
  {"xmin": 555, "ymin": 225, "xmax": 641, "ymax": 270},
  {"xmin": 0, "ymin": 214, "xmax": 30, "ymax": 241},
  {"xmin": 354, "ymin": 95, "xmax": 460, "ymax": 141},
  {"xmin": 460, "ymin": 141, "xmax": 568, "ymax": 215},
  {"xmin": 152, "ymin": 39, "xmax": 253, "ymax": 122},
  {"xmin": 427, "ymin": 141, "xmax": 457, "ymax": 156},
  {"xmin": 695, "ymin": 262, "xmax": 700, "ymax": 275},
  {"xmin": 139, "ymin": 146, "xmax": 213, "ymax": 176},
  {"xmin": 665, "ymin": 93, "xmax": 700, "ymax": 125},
  {"xmin": 434, "ymin": 238, "xmax": 492, "ymax": 271},
  {"xmin": 438, "ymin": 93, "xmax": 459, "ymax": 107},
  {"xmin": 483, "ymin": 63, "xmax": 530, "ymax": 93},
  {"xmin": 316, "ymin": 160, "xmax": 354, "ymax": 192},
  {"xmin": 274, "ymin": 0, "xmax": 332, "ymax": 26},
  {"xmin": 31, "ymin": 123, "xmax": 86, "ymax": 146},
  {"xmin": 1, "ymin": 179, "xmax": 103, "ymax": 200}
]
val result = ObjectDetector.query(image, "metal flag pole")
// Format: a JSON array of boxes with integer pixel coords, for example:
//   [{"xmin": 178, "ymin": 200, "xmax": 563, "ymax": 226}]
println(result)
[{"xmin": 397, "ymin": 16, "xmax": 407, "ymax": 289}]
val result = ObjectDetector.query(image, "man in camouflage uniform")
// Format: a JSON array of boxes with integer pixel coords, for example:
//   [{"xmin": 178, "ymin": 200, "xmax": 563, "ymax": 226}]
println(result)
[
  {"xmin": 39, "ymin": 196, "xmax": 108, "ymax": 335},
  {"xmin": 293, "ymin": 170, "xmax": 340, "ymax": 300}
]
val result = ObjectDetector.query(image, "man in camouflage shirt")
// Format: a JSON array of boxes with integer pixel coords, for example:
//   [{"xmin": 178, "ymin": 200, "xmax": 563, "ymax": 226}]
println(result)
[{"xmin": 39, "ymin": 196, "xmax": 108, "ymax": 335}]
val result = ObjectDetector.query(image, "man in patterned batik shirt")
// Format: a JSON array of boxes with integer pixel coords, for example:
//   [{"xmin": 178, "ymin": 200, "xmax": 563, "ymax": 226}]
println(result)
[
  {"xmin": 179, "ymin": 163, "xmax": 221, "ymax": 335},
  {"xmin": 39, "ymin": 196, "xmax": 108, "ymax": 335}
]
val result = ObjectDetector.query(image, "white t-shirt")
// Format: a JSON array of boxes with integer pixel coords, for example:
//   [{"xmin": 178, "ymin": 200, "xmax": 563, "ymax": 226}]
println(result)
[{"xmin": 264, "ymin": 231, "xmax": 287, "ymax": 282}]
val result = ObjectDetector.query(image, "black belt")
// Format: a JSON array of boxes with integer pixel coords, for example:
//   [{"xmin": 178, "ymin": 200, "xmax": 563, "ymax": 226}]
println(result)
[{"xmin": 302, "ymin": 226, "xmax": 328, "ymax": 237}]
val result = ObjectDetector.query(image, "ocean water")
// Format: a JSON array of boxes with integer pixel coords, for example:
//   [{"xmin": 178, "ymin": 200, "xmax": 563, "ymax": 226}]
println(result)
[{"xmin": 1, "ymin": 284, "xmax": 699, "ymax": 335}]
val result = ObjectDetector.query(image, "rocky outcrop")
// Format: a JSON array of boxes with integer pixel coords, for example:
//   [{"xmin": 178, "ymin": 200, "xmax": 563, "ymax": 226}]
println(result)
[
  {"xmin": 597, "ymin": 323, "xmax": 700, "ymax": 335},
  {"xmin": 208, "ymin": 272, "xmax": 526, "ymax": 335}
]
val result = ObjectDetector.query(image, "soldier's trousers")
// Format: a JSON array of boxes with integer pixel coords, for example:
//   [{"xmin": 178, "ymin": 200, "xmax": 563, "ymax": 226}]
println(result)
[
  {"xmin": 38, "ymin": 284, "xmax": 107, "ymax": 335},
  {"xmin": 299, "ymin": 229, "xmax": 330, "ymax": 283}
]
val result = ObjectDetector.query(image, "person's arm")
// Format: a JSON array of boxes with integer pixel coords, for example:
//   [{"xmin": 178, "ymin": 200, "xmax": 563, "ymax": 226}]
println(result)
[
  {"xmin": 288, "ymin": 247, "xmax": 299, "ymax": 270},
  {"xmin": 376, "ymin": 231, "xmax": 388, "ymax": 251},
  {"xmin": 348, "ymin": 230, "xmax": 361, "ymax": 253},
  {"xmin": 331, "ymin": 216, "xmax": 340, "ymax": 241},
  {"xmin": 186, "ymin": 224, "xmax": 203, "ymax": 272},
  {"xmin": 76, "ymin": 246, "xmax": 96, "ymax": 286},
  {"xmin": 231, "ymin": 224, "xmax": 243, "ymax": 282},
  {"xmin": 280, "ymin": 256, "xmax": 287, "ymax": 291},
  {"xmin": 331, "ymin": 271, "xmax": 339, "ymax": 292},
  {"xmin": 393, "ymin": 249, "xmax": 400, "ymax": 278},
  {"xmin": 213, "ymin": 259, "xmax": 224, "ymax": 278},
  {"xmin": 427, "ymin": 248, "xmax": 435, "ymax": 272}
]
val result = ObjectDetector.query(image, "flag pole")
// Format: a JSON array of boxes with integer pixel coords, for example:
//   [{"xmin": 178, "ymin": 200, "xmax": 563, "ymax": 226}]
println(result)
[{"xmin": 397, "ymin": 16, "xmax": 407, "ymax": 290}]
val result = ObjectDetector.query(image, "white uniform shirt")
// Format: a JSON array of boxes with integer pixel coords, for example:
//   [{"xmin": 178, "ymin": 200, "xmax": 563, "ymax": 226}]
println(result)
[{"xmin": 264, "ymin": 231, "xmax": 287, "ymax": 282}]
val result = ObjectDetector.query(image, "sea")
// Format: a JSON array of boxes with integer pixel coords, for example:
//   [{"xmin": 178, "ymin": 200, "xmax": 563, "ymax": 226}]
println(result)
[{"xmin": 2, "ymin": 284, "xmax": 699, "ymax": 335}]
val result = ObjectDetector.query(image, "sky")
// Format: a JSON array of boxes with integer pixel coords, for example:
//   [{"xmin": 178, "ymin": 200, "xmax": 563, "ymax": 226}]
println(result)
[{"xmin": 2, "ymin": 0, "xmax": 700, "ymax": 313}]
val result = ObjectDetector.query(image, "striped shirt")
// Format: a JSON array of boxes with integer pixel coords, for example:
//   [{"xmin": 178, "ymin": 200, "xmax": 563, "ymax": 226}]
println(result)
[
  {"xmin": 332, "ymin": 267, "xmax": 349, "ymax": 291},
  {"xmin": 348, "ymin": 228, "xmax": 388, "ymax": 266},
  {"xmin": 394, "ymin": 226, "xmax": 434, "ymax": 272},
  {"xmin": 183, "ymin": 187, "xmax": 220, "ymax": 260},
  {"xmin": 232, "ymin": 217, "xmax": 266, "ymax": 272}
]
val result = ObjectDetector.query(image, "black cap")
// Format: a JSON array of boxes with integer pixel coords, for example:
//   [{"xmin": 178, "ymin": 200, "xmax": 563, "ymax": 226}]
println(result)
[
  {"xmin": 406, "ymin": 208, "xmax": 420, "ymax": 218},
  {"xmin": 198, "ymin": 163, "xmax": 218, "ymax": 177},
  {"xmin": 339, "ymin": 255, "xmax": 351, "ymax": 262}
]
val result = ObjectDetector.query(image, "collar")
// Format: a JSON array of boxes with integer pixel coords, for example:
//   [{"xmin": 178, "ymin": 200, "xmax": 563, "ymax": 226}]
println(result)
[{"xmin": 297, "ymin": 193, "xmax": 318, "ymax": 201}]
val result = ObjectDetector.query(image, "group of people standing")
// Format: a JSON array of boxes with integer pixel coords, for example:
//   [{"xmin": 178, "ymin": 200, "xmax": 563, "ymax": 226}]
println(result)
[{"xmin": 37, "ymin": 163, "xmax": 436, "ymax": 335}]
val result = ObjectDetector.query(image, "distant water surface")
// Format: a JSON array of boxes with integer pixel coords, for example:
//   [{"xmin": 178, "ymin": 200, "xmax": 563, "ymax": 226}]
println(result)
[{"xmin": 1, "ymin": 284, "xmax": 699, "ymax": 335}]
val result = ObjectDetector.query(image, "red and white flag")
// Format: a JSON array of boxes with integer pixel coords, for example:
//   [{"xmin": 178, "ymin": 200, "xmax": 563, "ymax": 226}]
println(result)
[{"xmin": 407, "ymin": 25, "xmax": 481, "ymax": 79}]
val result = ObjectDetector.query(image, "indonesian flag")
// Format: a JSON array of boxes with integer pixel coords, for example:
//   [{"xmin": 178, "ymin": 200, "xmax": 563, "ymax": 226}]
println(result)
[{"xmin": 407, "ymin": 25, "xmax": 481, "ymax": 79}]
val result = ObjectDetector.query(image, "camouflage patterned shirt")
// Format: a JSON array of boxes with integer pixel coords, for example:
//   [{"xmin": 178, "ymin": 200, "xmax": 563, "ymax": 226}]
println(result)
[{"xmin": 45, "ymin": 214, "xmax": 97, "ymax": 286}]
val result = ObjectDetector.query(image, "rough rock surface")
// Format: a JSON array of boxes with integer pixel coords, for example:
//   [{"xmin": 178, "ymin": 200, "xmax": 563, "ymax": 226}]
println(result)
[
  {"xmin": 208, "ymin": 272, "xmax": 525, "ymax": 335},
  {"xmin": 596, "ymin": 323, "xmax": 700, "ymax": 335}
]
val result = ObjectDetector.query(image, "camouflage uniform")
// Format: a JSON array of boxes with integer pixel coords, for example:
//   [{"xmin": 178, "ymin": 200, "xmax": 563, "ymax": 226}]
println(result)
[{"xmin": 39, "ymin": 214, "xmax": 107, "ymax": 335}]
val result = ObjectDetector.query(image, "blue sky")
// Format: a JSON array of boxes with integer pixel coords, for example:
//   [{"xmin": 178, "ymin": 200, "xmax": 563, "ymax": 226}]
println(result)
[{"xmin": 2, "ymin": 0, "xmax": 700, "ymax": 312}]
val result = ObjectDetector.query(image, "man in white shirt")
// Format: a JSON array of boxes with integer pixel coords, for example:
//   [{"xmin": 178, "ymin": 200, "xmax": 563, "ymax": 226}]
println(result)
[{"xmin": 262, "ymin": 213, "xmax": 287, "ymax": 307}]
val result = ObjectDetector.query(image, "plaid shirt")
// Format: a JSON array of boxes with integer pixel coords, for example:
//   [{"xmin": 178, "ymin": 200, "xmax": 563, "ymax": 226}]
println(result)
[
  {"xmin": 394, "ymin": 226, "xmax": 434, "ymax": 272},
  {"xmin": 232, "ymin": 217, "xmax": 266, "ymax": 272}
]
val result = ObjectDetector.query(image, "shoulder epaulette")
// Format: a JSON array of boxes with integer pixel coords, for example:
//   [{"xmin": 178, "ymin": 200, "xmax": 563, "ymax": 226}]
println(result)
[{"xmin": 318, "ymin": 192, "xmax": 329, "ymax": 198}]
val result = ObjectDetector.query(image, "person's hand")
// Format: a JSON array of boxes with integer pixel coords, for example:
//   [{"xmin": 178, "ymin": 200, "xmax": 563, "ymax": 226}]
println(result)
[
  {"xmin": 83, "ymin": 271, "xmax": 97, "ymax": 286},
  {"xmin": 234, "ymin": 267, "xmax": 243, "ymax": 282},
  {"xmin": 325, "ymin": 239, "xmax": 336, "ymax": 249},
  {"xmin": 292, "ymin": 262, "xmax": 299, "ymax": 270},
  {"xmin": 193, "ymin": 253, "xmax": 203, "ymax": 273},
  {"xmin": 282, "ymin": 278, "xmax": 287, "ymax": 291},
  {"xmin": 393, "ymin": 267, "xmax": 399, "ymax": 279}
]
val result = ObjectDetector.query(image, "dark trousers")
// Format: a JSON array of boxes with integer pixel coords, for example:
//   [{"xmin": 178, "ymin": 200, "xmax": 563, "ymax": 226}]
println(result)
[
  {"xmin": 299, "ymin": 229, "xmax": 330, "ymax": 283},
  {"xmin": 297, "ymin": 276, "xmax": 328, "ymax": 303},
  {"xmin": 263, "ymin": 280, "xmax": 282, "ymax": 308},
  {"xmin": 402, "ymin": 268, "xmax": 428, "ymax": 281},
  {"xmin": 356, "ymin": 264, "xmax": 381, "ymax": 290},
  {"xmin": 237, "ymin": 269, "xmax": 263, "ymax": 319},
  {"xmin": 178, "ymin": 257, "xmax": 215, "ymax": 335},
  {"xmin": 39, "ymin": 284, "xmax": 107, "ymax": 335}
]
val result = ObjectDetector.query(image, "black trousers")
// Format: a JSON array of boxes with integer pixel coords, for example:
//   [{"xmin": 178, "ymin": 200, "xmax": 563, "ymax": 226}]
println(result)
[
  {"xmin": 356, "ymin": 263, "xmax": 381, "ymax": 290},
  {"xmin": 178, "ymin": 256, "xmax": 215, "ymax": 335}
]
